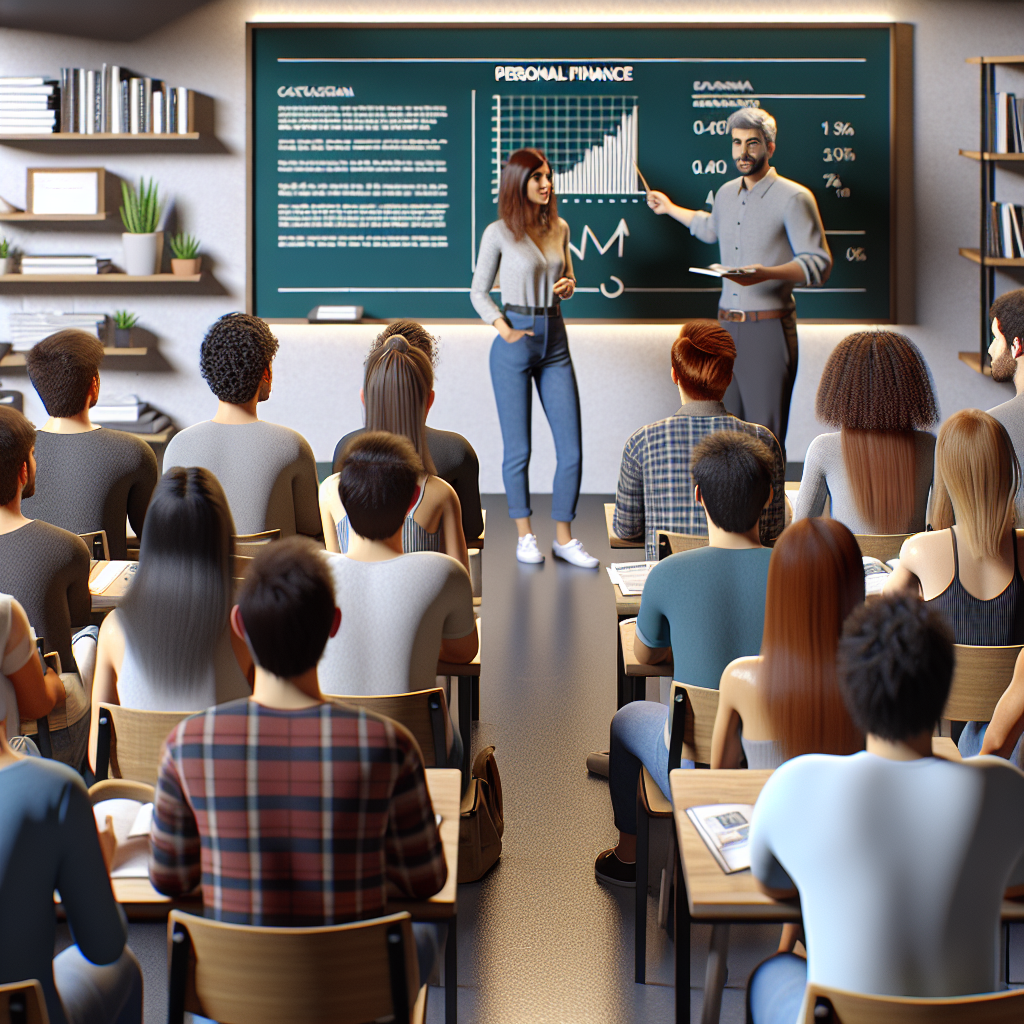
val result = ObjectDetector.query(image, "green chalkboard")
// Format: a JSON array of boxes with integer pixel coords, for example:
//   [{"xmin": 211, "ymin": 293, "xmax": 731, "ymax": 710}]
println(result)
[{"xmin": 250, "ymin": 24, "xmax": 894, "ymax": 321}]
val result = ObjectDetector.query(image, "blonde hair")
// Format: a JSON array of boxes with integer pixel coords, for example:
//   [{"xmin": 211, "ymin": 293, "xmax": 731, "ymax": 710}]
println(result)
[{"xmin": 930, "ymin": 409, "xmax": 1018, "ymax": 558}]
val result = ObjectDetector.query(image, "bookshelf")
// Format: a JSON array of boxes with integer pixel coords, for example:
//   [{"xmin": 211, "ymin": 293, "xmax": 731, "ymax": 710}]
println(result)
[
  {"xmin": 0, "ymin": 213, "xmax": 112, "ymax": 222},
  {"xmin": 0, "ymin": 273, "xmax": 200, "ymax": 284},
  {"xmin": 0, "ymin": 347, "xmax": 146, "ymax": 367},
  {"xmin": 959, "ymin": 55, "xmax": 1024, "ymax": 372},
  {"xmin": 0, "ymin": 133, "xmax": 199, "ymax": 142}
]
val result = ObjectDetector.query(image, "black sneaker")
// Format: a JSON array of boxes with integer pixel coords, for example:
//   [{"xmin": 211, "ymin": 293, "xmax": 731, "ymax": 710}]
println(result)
[{"xmin": 595, "ymin": 848, "xmax": 636, "ymax": 888}]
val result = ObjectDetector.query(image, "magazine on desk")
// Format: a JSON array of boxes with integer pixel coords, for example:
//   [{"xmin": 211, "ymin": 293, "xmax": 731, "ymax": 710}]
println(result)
[
  {"xmin": 686, "ymin": 803, "xmax": 755, "ymax": 874},
  {"xmin": 862, "ymin": 556, "xmax": 900, "ymax": 596},
  {"xmin": 606, "ymin": 561, "xmax": 658, "ymax": 595}
]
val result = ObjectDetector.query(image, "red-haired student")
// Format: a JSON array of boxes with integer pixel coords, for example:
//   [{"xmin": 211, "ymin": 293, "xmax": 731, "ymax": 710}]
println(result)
[{"xmin": 612, "ymin": 320, "xmax": 786, "ymax": 560}]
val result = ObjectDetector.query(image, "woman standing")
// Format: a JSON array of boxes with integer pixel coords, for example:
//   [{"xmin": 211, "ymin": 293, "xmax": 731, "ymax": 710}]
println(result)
[{"xmin": 470, "ymin": 148, "xmax": 598, "ymax": 567}]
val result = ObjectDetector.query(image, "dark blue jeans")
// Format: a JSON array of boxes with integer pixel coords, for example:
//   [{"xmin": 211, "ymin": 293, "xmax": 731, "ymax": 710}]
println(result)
[{"xmin": 489, "ymin": 311, "xmax": 582, "ymax": 522}]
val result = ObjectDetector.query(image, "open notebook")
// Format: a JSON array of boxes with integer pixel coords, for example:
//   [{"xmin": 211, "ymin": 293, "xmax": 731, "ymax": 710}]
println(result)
[
  {"xmin": 92, "ymin": 798, "xmax": 153, "ymax": 878},
  {"xmin": 686, "ymin": 803, "xmax": 754, "ymax": 874}
]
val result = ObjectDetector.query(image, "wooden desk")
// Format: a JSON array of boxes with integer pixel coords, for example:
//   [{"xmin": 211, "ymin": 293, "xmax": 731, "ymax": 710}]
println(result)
[
  {"xmin": 467, "ymin": 508, "xmax": 486, "ymax": 550},
  {"xmin": 619, "ymin": 619, "xmax": 673, "ymax": 679},
  {"xmin": 438, "ymin": 619, "xmax": 482, "ymax": 779},
  {"xmin": 605, "ymin": 502, "xmax": 643, "ymax": 549},
  {"xmin": 89, "ymin": 559, "xmax": 137, "ymax": 611}
]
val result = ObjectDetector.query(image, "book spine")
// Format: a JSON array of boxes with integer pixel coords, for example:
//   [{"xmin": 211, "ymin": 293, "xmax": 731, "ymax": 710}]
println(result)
[
  {"xmin": 76, "ymin": 68, "xmax": 87, "ymax": 133},
  {"xmin": 121, "ymin": 79, "xmax": 129, "ymax": 134},
  {"xmin": 151, "ymin": 88, "xmax": 163, "ymax": 134},
  {"xmin": 163, "ymin": 87, "xmax": 171, "ymax": 138},
  {"xmin": 59, "ymin": 68, "xmax": 70, "ymax": 132},
  {"xmin": 997, "ymin": 92, "xmax": 1009, "ymax": 154},
  {"xmin": 142, "ymin": 77, "xmax": 152, "ymax": 133},
  {"xmin": 128, "ymin": 78, "xmax": 140, "ymax": 134},
  {"xmin": 107, "ymin": 65, "xmax": 120, "ymax": 133},
  {"xmin": 99, "ymin": 64, "xmax": 107, "ymax": 133},
  {"xmin": 1003, "ymin": 203, "xmax": 1014, "ymax": 258},
  {"xmin": 176, "ymin": 87, "xmax": 190, "ymax": 134}
]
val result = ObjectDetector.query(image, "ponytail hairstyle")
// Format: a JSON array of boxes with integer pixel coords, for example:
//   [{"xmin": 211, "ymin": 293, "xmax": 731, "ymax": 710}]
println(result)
[
  {"xmin": 363, "ymin": 335, "xmax": 437, "ymax": 476},
  {"xmin": 498, "ymin": 148, "xmax": 557, "ymax": 241}
]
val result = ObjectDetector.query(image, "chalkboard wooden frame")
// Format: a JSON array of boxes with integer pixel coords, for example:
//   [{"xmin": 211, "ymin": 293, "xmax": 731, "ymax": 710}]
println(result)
[{"xmin": 247, "ymin": 21, "xmax": 910, "ymax": 324}]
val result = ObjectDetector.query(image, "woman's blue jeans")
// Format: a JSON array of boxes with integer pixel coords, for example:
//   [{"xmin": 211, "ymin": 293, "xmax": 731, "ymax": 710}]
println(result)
[
  {"xmin": 747, "ymin": 952, "xmax": 807, "ymax": 1024},
  {"xmin": 489, "ymin": 311, "xmax": 582, "ymax": 522}
]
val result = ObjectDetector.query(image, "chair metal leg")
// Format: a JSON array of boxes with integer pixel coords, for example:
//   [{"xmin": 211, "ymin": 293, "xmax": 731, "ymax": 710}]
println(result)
[
  {"xmin": 674, "ymin": 854, "xmax": 690, "ymax": 1024},
  {"xmin": 445, "ymin": 915, "xmax": 458, "ymax": 1024},
  {"xmin": 635, "ymin": 794, "xmax": 649, "ymax": 984},
  {"xmin": 471, "ymin": 678, "xmax": 479, "ymax": 721},
  {"xmin": 700, "ymin": 924, "xmax": 730, "ymax": 1024},
  {"xmin": 458, "ymin": 676, "xmax": 471, "ymax": 780}
]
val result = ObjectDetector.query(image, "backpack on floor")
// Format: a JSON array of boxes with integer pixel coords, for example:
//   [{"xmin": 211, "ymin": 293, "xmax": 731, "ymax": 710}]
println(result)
[{"xmin": 458, "ymin": 745, "xmax": 504, "ymax": 882}]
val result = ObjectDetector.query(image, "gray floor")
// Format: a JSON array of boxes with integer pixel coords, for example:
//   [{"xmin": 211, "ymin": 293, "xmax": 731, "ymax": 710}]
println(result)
[{"xmin": 60, "ymin": 493, "xmax": 1024, "ymax": 1022}]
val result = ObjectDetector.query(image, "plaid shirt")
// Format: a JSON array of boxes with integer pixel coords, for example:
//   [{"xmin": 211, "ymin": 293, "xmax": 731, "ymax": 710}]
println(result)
[
  {"xmin": 149, "ymin": 699, "xmax": 446, "ymax": 926},
  {"xmin": 612, "ymin": 402, "xmax": 786, "ymax": 559}
]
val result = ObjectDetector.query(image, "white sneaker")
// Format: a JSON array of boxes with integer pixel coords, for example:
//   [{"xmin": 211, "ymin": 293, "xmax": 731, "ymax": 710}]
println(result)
[
  {"xmin": 553, "ymin": 538, "xmax": 599, "ymax": 568},
  {"xmin": 516, "ymin": 533, "xmax": 545, "ymax": 564}
]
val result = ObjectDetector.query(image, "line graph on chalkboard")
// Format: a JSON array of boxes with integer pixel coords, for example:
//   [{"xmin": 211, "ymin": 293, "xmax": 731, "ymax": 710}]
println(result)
[{"xmin": 492, "ymin": 94, "xmax": 640, "ymax": 196}]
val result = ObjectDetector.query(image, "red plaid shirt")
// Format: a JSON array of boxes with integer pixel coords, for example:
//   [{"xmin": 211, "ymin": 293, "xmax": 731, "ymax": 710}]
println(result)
[{"xmin": 149, "ymin": 699, "xmax": 446, "ymax": 925}]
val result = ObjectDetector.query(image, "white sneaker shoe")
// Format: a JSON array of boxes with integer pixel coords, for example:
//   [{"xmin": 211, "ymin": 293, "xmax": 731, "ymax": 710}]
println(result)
[
  {"xmin": 553, "ymin": 538, "xmax": 599, "ymax": 568},
  {"xmin": 516, "ymin": 533, "xmax": 545, "ymax": 564}
]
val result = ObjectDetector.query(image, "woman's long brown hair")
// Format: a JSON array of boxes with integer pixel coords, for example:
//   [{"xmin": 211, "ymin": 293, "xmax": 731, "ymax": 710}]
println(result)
[
  {"xmin": 760, "ymin": 518, "xmax": 865, "ymax": 760},
  {"xmin": 816, "ymin": 331, "xmax": 938, "ymax": 533},
  {"xmin": 498, "ymin": 148, "xmax": 557, "ymax": 241}
]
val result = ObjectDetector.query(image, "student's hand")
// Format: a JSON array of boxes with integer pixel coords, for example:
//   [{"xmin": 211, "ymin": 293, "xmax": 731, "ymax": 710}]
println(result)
[
  {"xmin": 98, "ymin": 815, "xmax": 117, "ymax": 873},
  {"xmin": 494, "ymin": 319, "xmax": 533, "ymax": 344},
  {"xmin": 45, "ymin": 669, "xmax": 66, "ymax": 708},
  {"xmin": 553, "ymin": 277, "xmax": 575, "ymax": 299}
]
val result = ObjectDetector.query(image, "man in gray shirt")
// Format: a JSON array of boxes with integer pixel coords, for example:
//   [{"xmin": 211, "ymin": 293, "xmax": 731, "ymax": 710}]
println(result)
[
  {"xmin": 985, "ymin": 288, "xmax": 1024, "ymax": 522},
  {"xmin": 646, "ymin": 107, "xmax": 831, "ymax": 447},
  {"xmin": 23, "ymin": 330, "xmax": 157, "ymax": 559},
  {"xmin": 164, "ymin": 313, "xmax": 321, "ymax": 539}
]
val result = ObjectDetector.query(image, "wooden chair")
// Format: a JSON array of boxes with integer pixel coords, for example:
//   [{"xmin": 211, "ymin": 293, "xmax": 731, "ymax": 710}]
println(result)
[
  {"xmin": 854, "ymin": 533, "xmax": 911, "ymax": 563},
  {"xmin": 801, "ymin": 983, "xmax": 1024, "ymax": 1023},
  {"xmin": 0, "ymin": 980, "xmax": 49, "ymax": 1024},
  {"xmin": 438, "ymin": 618, "xmax": 482, "ymax": 780},
  {"xmin": 328, "ymin": 688, "xmax": 450, "ymax": 768},
  {"xmin": 636, "ymin": 682, "xmax": 719, "ymax": 986},
  {"xmin": 232, "ymin": 553, "xmax": 253, "ymax": 581},
  {"xmin": 656, "ymin": 530, "xmax": 709, "ymax": 560},
  {"xmin": 233, "ymin": 530, "xmax": 280, "ymax": 558},
  {"xmin": 167, "ymin": 908, "xmax": 426, "ymax": 1024},
  {"xmin": 943, "ymin": 643, "xmax": 1023, "ymax": 725},
  {"xmin": 79, "ymin": 530, "xmax": 110, "ymax": 561},
  {"xmin": 94, "ymin": 703, "xmax": 193, "ymax": 786}
]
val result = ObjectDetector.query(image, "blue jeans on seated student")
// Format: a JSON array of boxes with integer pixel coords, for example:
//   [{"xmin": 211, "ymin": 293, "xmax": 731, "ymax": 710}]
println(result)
[
  {"xmin": 609, "ymin": 700, "xmax": 694, "ymax": 834},
  {"xmin": 54, "ymin": 944, "xmax": 143, "ymax": 1024},
  {"xmin": 958, "ymin": 720, "xmax": 1024, "ymax": 766},
  {"xmin": 747, "ymin": 952, "xmax": 807, "ymax": 1024},
  {"xmin": 489, "ymin": 310, "xmax": 582, "ymax": 523}
]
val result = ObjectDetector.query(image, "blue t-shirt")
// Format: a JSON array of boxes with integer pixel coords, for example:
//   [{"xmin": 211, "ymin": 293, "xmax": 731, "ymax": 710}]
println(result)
[{"xmin": 635, "ymin": 546, "xmax": 772, "ymax": 688}]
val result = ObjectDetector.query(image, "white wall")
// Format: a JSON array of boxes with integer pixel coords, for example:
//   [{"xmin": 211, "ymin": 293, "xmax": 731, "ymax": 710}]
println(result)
[{"xmin": 0, "ymin": 1, "xmax": 1022, "ymax": 493}]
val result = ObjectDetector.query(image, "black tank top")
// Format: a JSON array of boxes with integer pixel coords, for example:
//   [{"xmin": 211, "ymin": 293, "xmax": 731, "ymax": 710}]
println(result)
[{"xmin": 925, "ymin": 528, "xmax": 1024, "ymax": 646}]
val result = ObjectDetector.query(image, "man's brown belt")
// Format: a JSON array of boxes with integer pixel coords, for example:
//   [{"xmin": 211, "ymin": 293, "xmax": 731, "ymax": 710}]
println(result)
[{"xmin": 718, "ymin": 308, "xmax": 787, "ymax": 323}]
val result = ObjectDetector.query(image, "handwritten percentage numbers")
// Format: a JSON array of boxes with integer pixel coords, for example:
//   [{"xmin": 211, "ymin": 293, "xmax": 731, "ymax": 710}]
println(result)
[
  {"xmin": 823, "ymin": 173, "xmax": 843, "ymax": 188},
  {"xmin": 822, "ymin": 121, "xmax": 855, "ymax": 136},
  {"xmin": 823, "ymin": 147, "xmax": 856, "ymax": 162},
  {"xmin": 846, "ymin": 246, "xmax": 867, "ymax": 262}
]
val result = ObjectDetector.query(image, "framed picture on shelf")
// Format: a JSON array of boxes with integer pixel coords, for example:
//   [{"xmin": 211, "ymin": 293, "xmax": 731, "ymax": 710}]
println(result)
[{"xmin": 27, "ymin": 167, "xmax": 104, "ymax": 216}]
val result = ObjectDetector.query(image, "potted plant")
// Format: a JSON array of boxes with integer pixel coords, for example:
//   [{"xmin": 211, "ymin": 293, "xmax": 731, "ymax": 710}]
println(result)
[
  {"xmin": 119, "ymin": 178, "xmax": 164, "ymax": 276},
  {"xmin": 112, "ymin": 310, "xmax": 138, "ymax": 348},
  {"xmin": 0, "ymin": 238, "xmax": 11, "ymax": 276},
  {"xmin": 169, "ymin": 232, "xmax": 201, "ymax": 276}
]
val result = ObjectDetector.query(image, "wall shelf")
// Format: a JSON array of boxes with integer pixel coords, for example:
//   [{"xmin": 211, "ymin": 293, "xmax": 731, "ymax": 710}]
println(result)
[
  {"xmin": 0, "ymin": 133, "xmax": 199, "ymax": 142},
  {"xmin": 966, "ymin": 56, "xmax": 1024, "ymax": 65},
  {"xmin": 958, "ymin": 351, "xmax": 993, "ymax": 375},
  {"xmin": 0, "ymin": 212, "xmax": 112, "ymax": 222},
  {"xmin": 0, "ymin": 273, "xmax": 200, "ymax": 283},
  {"xmin": 0, "ymin": 346, "xmax": 146, "ymax": 367},
  {"xmin": 959, "ymin": 150, "xmax": 1024, "ymax": 162},
  {"xmin": 959, "ymin": 246, "xmax": 1024, "ymax": 266}
]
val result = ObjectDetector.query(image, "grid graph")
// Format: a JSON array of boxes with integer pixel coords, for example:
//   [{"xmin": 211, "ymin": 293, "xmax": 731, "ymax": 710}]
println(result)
[{"xmin": 492, "ymin": 94, "xmax": 640, "ymax": 196}]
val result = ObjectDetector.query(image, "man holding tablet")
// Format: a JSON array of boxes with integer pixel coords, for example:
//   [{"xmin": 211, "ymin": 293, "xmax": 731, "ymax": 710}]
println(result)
[{"xmin": 646, "ymin": 107, "xmax": 831, "ymax": 447}]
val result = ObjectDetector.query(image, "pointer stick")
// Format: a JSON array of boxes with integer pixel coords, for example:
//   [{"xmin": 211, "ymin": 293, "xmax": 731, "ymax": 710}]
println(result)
[{"xmin": 633, "ymin": 161, "xmax": 652, "ymax": 195}]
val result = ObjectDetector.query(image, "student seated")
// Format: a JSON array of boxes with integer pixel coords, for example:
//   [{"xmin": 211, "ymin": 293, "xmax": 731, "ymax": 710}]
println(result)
[
  {"xmin": 150, "ymin": 536, "xmax": 446, "ymax": 981},
  {"xmin": 0, "ymin": 407, "xmax": 91, "ymax": 768},
  {"xmin": 333, "ymin": 320, "xmax": 485, "ymax": 543},
  {"xmin": 885, "ymin": 409, "xmax": 1024, "ymax": 759},
  {"xmin": 0, "ymin": 681, "xmax": 143, "ymax": 1024},
  {"xmin": 594, "ymin": 431, "xmax": 777, "ymax": 888},
  {"xmin": 23, "ymin": 329, "xmax": 158, "ymax": 559},
  {"xmin": 987, "ymin": 288, "xmax": 1024, "ymax": 523},
  {"xmin": 794, "ymin": 330, "xmax": 937, "ymax": 534},
  {"xmin": 612, "ymin": 320, "xmax": 785, "ymax": 560},
  {"xmin": 88, "ymin": 467, "xmax": 253, "ymax": 772},
  {"xmin": 747, "ymin": 594, "xmax": 1024, "ymax": 1023},
  {"xmin": 321, "ymin": 337, "xmax": 470, "ymax": 569},
  {"xmin": 163, "ymin": 313, "xmax": 321, "ymax": 539}
]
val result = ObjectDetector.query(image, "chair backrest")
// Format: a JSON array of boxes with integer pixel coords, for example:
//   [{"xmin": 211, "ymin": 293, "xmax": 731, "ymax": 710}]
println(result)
[
  {"xmin": 668, "ymin": 681, "xmax": 719, "ymax": 767},
  {"xmin": 327, "ymin": 688, "xmax": 449, "ymax": 767},
  {"xmin": 0, "ymin": 980, "xmax": 49, "ymax": 1024},
  {"xmin": 657, "ymin": 531, "xmax": 709, "ymax": 560},
  {"xmin": 943, "ymin": 644, "xmax": 1023, "ymax": 722},
  {"xmin": 79, "ymin": 529, "xmax": 110, "ymax": 561},
  {"xmin": 232, "ymin": 553, "xmax": 253, "ymax": 581},
  {"xmin": 854, "ymin": 534, "xmax": 911, "ymax": 563},
  {"xmin": 168, "ymin": 909, "xmax": 422, "ymax": 1024},
  {"xmin": 802, "ymin": 983, "xmax": 1024, "ymax": 1023},
  {"xmin": 233, "ymin": 530, "xmax": 281, "ymax": 558},
  {"xmin": 95, "ymin": 703, "xmax": 194, "ymax": 785}
]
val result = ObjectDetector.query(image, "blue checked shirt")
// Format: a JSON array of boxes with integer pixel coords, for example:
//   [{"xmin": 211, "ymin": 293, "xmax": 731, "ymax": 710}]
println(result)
[{"xmin": 612, "ymin": 402, "xmax": 786, "ymax": 559}]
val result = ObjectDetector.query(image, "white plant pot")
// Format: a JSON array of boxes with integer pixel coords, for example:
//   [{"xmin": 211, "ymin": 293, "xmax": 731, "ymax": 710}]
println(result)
[
  {"xmin": 0, "ymin": 257, "xmax": 10, "ymax": 276},
  {"xmin": 121, "ymin": 231, "xmax": 163, "ymax": 276}
]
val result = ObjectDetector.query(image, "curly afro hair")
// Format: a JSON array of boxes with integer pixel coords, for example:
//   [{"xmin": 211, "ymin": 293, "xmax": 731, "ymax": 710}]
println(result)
[
  {"xmin": 199, "ymin": 313, "xmax": 279, "ymax": 404},
  {"xmin": 26, "ymin": 330, "xmax": 104, "ymax": 417},
  {"xmin": 838, "ymin": 594, "xmax": 953, "ymax": 742}
]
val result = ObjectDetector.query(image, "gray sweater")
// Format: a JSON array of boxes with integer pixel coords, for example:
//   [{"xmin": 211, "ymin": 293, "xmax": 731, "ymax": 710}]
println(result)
[
  {"xmin": 470, "ymin": 218, "xmax": 574, "ymax": 325},
  {"xmin": 794, "ymin": 430, "xmax": 935, "ymax": 535},
  {"xmin": 989, "ymin": 392, "xmax": 1024, "ymax": 524},
  {"xmin": 163, "ymin": 420, "xmax": 321, "ymax": 538},
  {"xmin": 22, "ymin": 428, "xmax": 157, "ymax": 559}
]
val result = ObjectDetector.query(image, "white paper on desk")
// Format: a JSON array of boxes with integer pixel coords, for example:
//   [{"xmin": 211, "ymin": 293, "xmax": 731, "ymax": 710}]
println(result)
[
  {"xmin": 607, "ymin": 561, "xmax": 657, "ymax": 595},
  {"xmin": 686, "ymin": 803, "xmax": 754, "ymax": 874},
  {"xmin": 93, "ymin": 799, "xmax": 153, "ymax": 878},
  {"xmin": 89, "ymin": 560, "xmax": 134, "ymax": 595}
]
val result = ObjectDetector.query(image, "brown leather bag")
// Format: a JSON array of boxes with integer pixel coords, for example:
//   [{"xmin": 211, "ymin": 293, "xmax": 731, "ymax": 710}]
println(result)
[{"xmin": 458, "ymin": 745, "xmax": 504, "ymax": 882}]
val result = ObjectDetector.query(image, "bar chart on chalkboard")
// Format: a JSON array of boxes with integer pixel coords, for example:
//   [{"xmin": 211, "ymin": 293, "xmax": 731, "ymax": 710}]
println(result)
[{"xmin": 491, "ymin": 94, "xmax": 640, "ymax": 196}]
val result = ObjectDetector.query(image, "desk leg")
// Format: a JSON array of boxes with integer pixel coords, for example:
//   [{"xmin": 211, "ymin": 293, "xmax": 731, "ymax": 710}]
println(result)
[
  {"xmin": 446, "ymin": 914, "xmax": 458, "ymax": 1024},
  {"xmin": 675, "ymin": 855, "xmax": 690, "ymax": 1024},
  {"xmin": 471, "ymin": 678, "xmax": 480, "ymax": 721},
  {"xmin": 459, "ymin": 676, "xmax": 471, "ymax": 779},
  {"xmin": 617, "ymin": 617, "xmax": 629, "ymax": 708}
]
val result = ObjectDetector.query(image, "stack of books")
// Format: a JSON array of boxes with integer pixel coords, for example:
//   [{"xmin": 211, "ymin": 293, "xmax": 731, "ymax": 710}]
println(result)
[
  {"xmin": 92, "ymin": 395, "xmax": 172, "ymax": 436},
  {"xmin": 987, "ymin": 201, "xmax": 1024, "ymax": 258},
  {"xmin": 6, "ymin": 311, "xmax": 107, "ymax": 351},
  {"xmin": 0, "ymin": 77, "xmax": 59, "ymax": 135},
  {"xmin": 994, "ymin": 92, "xmax": 1024, "ymax": 153},
  {"xmin": 20, "ymin": 255, "xmax": 112, "ymax": 276},
  {"xmin": 60, "ymin": 66, "xmax": 193, "ymax": 134}
]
